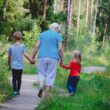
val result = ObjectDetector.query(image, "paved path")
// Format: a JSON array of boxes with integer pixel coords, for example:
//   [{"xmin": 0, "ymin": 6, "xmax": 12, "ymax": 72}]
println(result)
[
  {"xmin": 82, "ymin": 66, "xmax": 106, "ymax": 73},
  {"xmin": 0, "ymin": 75, "xmax": 41, "ymax": 110}
]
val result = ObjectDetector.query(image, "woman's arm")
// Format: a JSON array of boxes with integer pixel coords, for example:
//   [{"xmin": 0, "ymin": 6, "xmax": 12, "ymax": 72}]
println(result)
[
  {"xmin": 58, "ymin": 42, "xmax": 63, "ymax": 62},
  {"xmin": 32, "ymin": 40, "xmax": 40, "ymax": 59}
]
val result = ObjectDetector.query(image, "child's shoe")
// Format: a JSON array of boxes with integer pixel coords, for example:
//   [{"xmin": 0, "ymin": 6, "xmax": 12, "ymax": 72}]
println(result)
[
  {"xmin": 69, "ymin": 93, "xmax": 74, "ymax": 96},
  {"xmin": 17, "ymin": 91, "xmax": 20, "ymax": 95},
  {"xmin": 13, "ymin": 91, "xmax": 17, "ymax": 96}
]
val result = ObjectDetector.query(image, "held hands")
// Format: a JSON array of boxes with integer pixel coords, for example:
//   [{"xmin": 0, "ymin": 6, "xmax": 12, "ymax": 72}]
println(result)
[
  {"xmin": 59, "ymin": 58, "xmax": 63, "ymax": 66},
  {"xmin": 30, "ymin": 58, "xmax": 36, "ymax": 64}
]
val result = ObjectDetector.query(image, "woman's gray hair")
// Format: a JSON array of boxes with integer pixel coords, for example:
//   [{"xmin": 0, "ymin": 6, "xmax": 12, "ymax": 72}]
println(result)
[{"xmin": 49, "ymin": 22, "xmax": 61, "ymax": 32}]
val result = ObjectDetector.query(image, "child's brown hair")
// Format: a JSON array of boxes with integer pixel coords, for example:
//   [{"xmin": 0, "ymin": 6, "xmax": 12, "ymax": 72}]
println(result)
[
  {"xmin": 72, "ymin": 50, "xmax": 81, "ymax": 64},
  {"xmin": 13, "ymin": 31, "xmax": 22, "ymax": 41}
]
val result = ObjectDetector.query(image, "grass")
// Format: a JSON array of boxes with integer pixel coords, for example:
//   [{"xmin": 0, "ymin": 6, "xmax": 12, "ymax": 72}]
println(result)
[
  {"xmin": 36, "ymin": 69, "xmax": 110, "ymax": 110},
  {"xmin": 23, "ymin": 63, "xmax": 37, "ymax": 74}
]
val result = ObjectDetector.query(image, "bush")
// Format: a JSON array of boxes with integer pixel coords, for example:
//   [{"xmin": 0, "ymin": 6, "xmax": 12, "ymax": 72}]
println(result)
[
  {"xmin": 0, "ymin": 57, "xmax": 12, "ymax": 102},
  {"xmin": 23, "ymin": 23, "xmax": 40, "ymax": 48},
  {"xmin": 0, "ymin": 43, "xmax": 12, "ymax": 102}
]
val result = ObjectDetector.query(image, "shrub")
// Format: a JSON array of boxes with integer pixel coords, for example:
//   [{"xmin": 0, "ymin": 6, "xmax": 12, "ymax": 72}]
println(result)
[{"xmin": 0, "ymin": 57, "xmax": 12, "ymax": 102}]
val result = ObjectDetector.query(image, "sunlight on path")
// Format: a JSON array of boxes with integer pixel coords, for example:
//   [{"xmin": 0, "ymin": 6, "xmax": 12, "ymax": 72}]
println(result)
[{"xmin": 0, "ymin": 75, "xmax": 41, "ymax": 110}]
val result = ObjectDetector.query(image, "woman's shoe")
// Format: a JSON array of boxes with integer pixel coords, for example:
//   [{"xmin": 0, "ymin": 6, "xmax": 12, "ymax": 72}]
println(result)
[{"xmin": 38, "ymin": 89, "xmax": 43, "ymax": 97}]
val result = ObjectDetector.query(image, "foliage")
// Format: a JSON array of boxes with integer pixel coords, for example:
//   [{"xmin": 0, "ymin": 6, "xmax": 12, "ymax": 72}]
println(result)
[
  {"xmin": 23, "ymin": 22, "xmax": 40, "ymax": 48},
  {"xmin": 96, "ymin": 0, "xmax": 110, "ymax": 42},
  {"xmin": 0, "ymin": 0, "xmax": 29, "ymax": 35},
  {"xmin": 0, "ymin": 43, "xmax": 12, "ymax": 102},
  {"xmin": 48, "ymin": 11, "xmax": 67, "ymax": 23},
  {"xmin": 64, "ymin": 17, "xmax": 110, "ymax": 68},
  {"xmin": 23, "ymin": 63, "xmax": 36, "ymax": 74}
]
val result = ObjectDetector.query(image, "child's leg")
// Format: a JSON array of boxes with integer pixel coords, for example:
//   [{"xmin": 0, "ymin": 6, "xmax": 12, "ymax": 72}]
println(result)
[
  {"xmin": 67, "ymin": 76, "xmax": 80, "ymax": 95},
  {"xmin": 12, "ymin": 69, "xmax": 17, "ymax": 92},
  {"xmin": 71, "ymin": 76, "xmax": 80, "ymax": 93},
  {"xmin": 67, "ymin": 82, "xmax": 74, "ymax": 94},
  {"xmin": 16, "ymin": 70, "xmax": 22, "ymax": 93},
  {"xmin": 67, "ymin": 76, "xmax": 74, "ymax": 94}
]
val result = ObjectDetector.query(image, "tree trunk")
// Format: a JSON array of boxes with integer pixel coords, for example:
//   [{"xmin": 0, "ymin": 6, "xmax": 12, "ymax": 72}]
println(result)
[
  {"xmin": 76, "ymin": 0, "xmax": 81, "ymax": 36},
  {"xmin": 67, "ymin": 0, "xmax": 72, "ymax": 29},
  {"xmin": 86, "ymin": 0, "xmax": 89, "ymax": 27},
  {"xmin": 29, "ymin": 0, "xmax": 38, "ymax": 19},
  {"xmin": 90, "ymin": 0, "xmax": 94, "ymax": 30},
  {"xmin": 92, "ymin": 0, "xmax": 98, "ymax": 38},
  {"xmin": 64, "ymin": 0, "xmax": 68, "ymax": 49},
  {"xmin": 3, "ymin": 0, "xmax": 9, "ymax": 20},
  {"xmin": 54, "ymin": 0, "xmax": 57, "ymax": 13},
  {"xmin": 42, "ymin": 0, "xmax": 47, "ymax": 20},
  {"xmin": 103, "ymin": 16, "xmax": 109, "ymax": 45}
]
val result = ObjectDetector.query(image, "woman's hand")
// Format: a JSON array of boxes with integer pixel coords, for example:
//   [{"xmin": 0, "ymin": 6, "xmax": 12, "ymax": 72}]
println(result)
[
  {"xmin": 59, "ymin": 59, "xmax": 63, "ymax": 66},
  {"xmin": 30, "ymin": 59, "xmax": 36, "ymax": 64}
]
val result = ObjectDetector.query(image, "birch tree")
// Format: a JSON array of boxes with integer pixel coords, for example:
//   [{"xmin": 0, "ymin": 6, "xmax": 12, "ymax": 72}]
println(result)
[
  {"xmin": 92, "ymin": 0, "xmax": 99, "ymax": 38},
  {"xmin": 67, "ymin": 0, "xmax": 72, "ymax": 29},
  {"xmin": 86, "ymin": 0, "xmax": 89, "ymax": 27},
  {"xmin": 90, "ymin": 0, "xmax": 94, "ymax": 30},
  {"xmin": 76, "ymin": 0, "xmax": 81, "ymax": 36}
]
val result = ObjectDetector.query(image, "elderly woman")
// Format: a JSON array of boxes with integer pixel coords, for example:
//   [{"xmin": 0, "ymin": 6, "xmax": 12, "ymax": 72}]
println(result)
[{"xmin": 32, "ymin": 22, "xmax": 63, "ymax": 97}]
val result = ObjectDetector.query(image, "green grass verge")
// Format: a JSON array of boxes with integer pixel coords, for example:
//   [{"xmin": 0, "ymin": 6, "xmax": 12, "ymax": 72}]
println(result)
[{"xmin": 36, "ymin": 66, "xmax": 110, "ymax": 110}]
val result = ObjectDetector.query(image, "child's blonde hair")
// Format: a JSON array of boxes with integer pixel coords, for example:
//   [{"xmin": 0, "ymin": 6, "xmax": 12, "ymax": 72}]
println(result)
[{"xmin": 72, "ymin": 50, "xmax": 81, "ymax": 64}]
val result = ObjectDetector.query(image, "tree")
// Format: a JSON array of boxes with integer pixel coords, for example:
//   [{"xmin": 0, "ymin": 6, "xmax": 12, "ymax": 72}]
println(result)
[
  {"xmin": 86, "ymin": 0, "xmax": 89, "ymax": 27},
  {"xmin": 29, "ymin": 0, "xmax": 38, "ymax": 19},
  {"xmin": 0, "ymin": 0, "xmax": 29, "ymax": 36},
  {"xmin": 76, "ymin": 0, "xmax": 81, "ymax": 36},
  {"xmin": 67, "ymin": 0, "xmax": 72, "ymax": 29},
  {"xmin": 42, "ymin": 0, "xmax": 47, "ymax": 20},
  {"xmin": 90, "ymin": 0, "xmax": 94, "ymax": 29},
  {"xmin": 95, "ymin": 0, "xmax": 110, "ymax": 43},
  {"xmin": 92, "ymin": 0, "xmax": 99, "ymax": 38}
]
